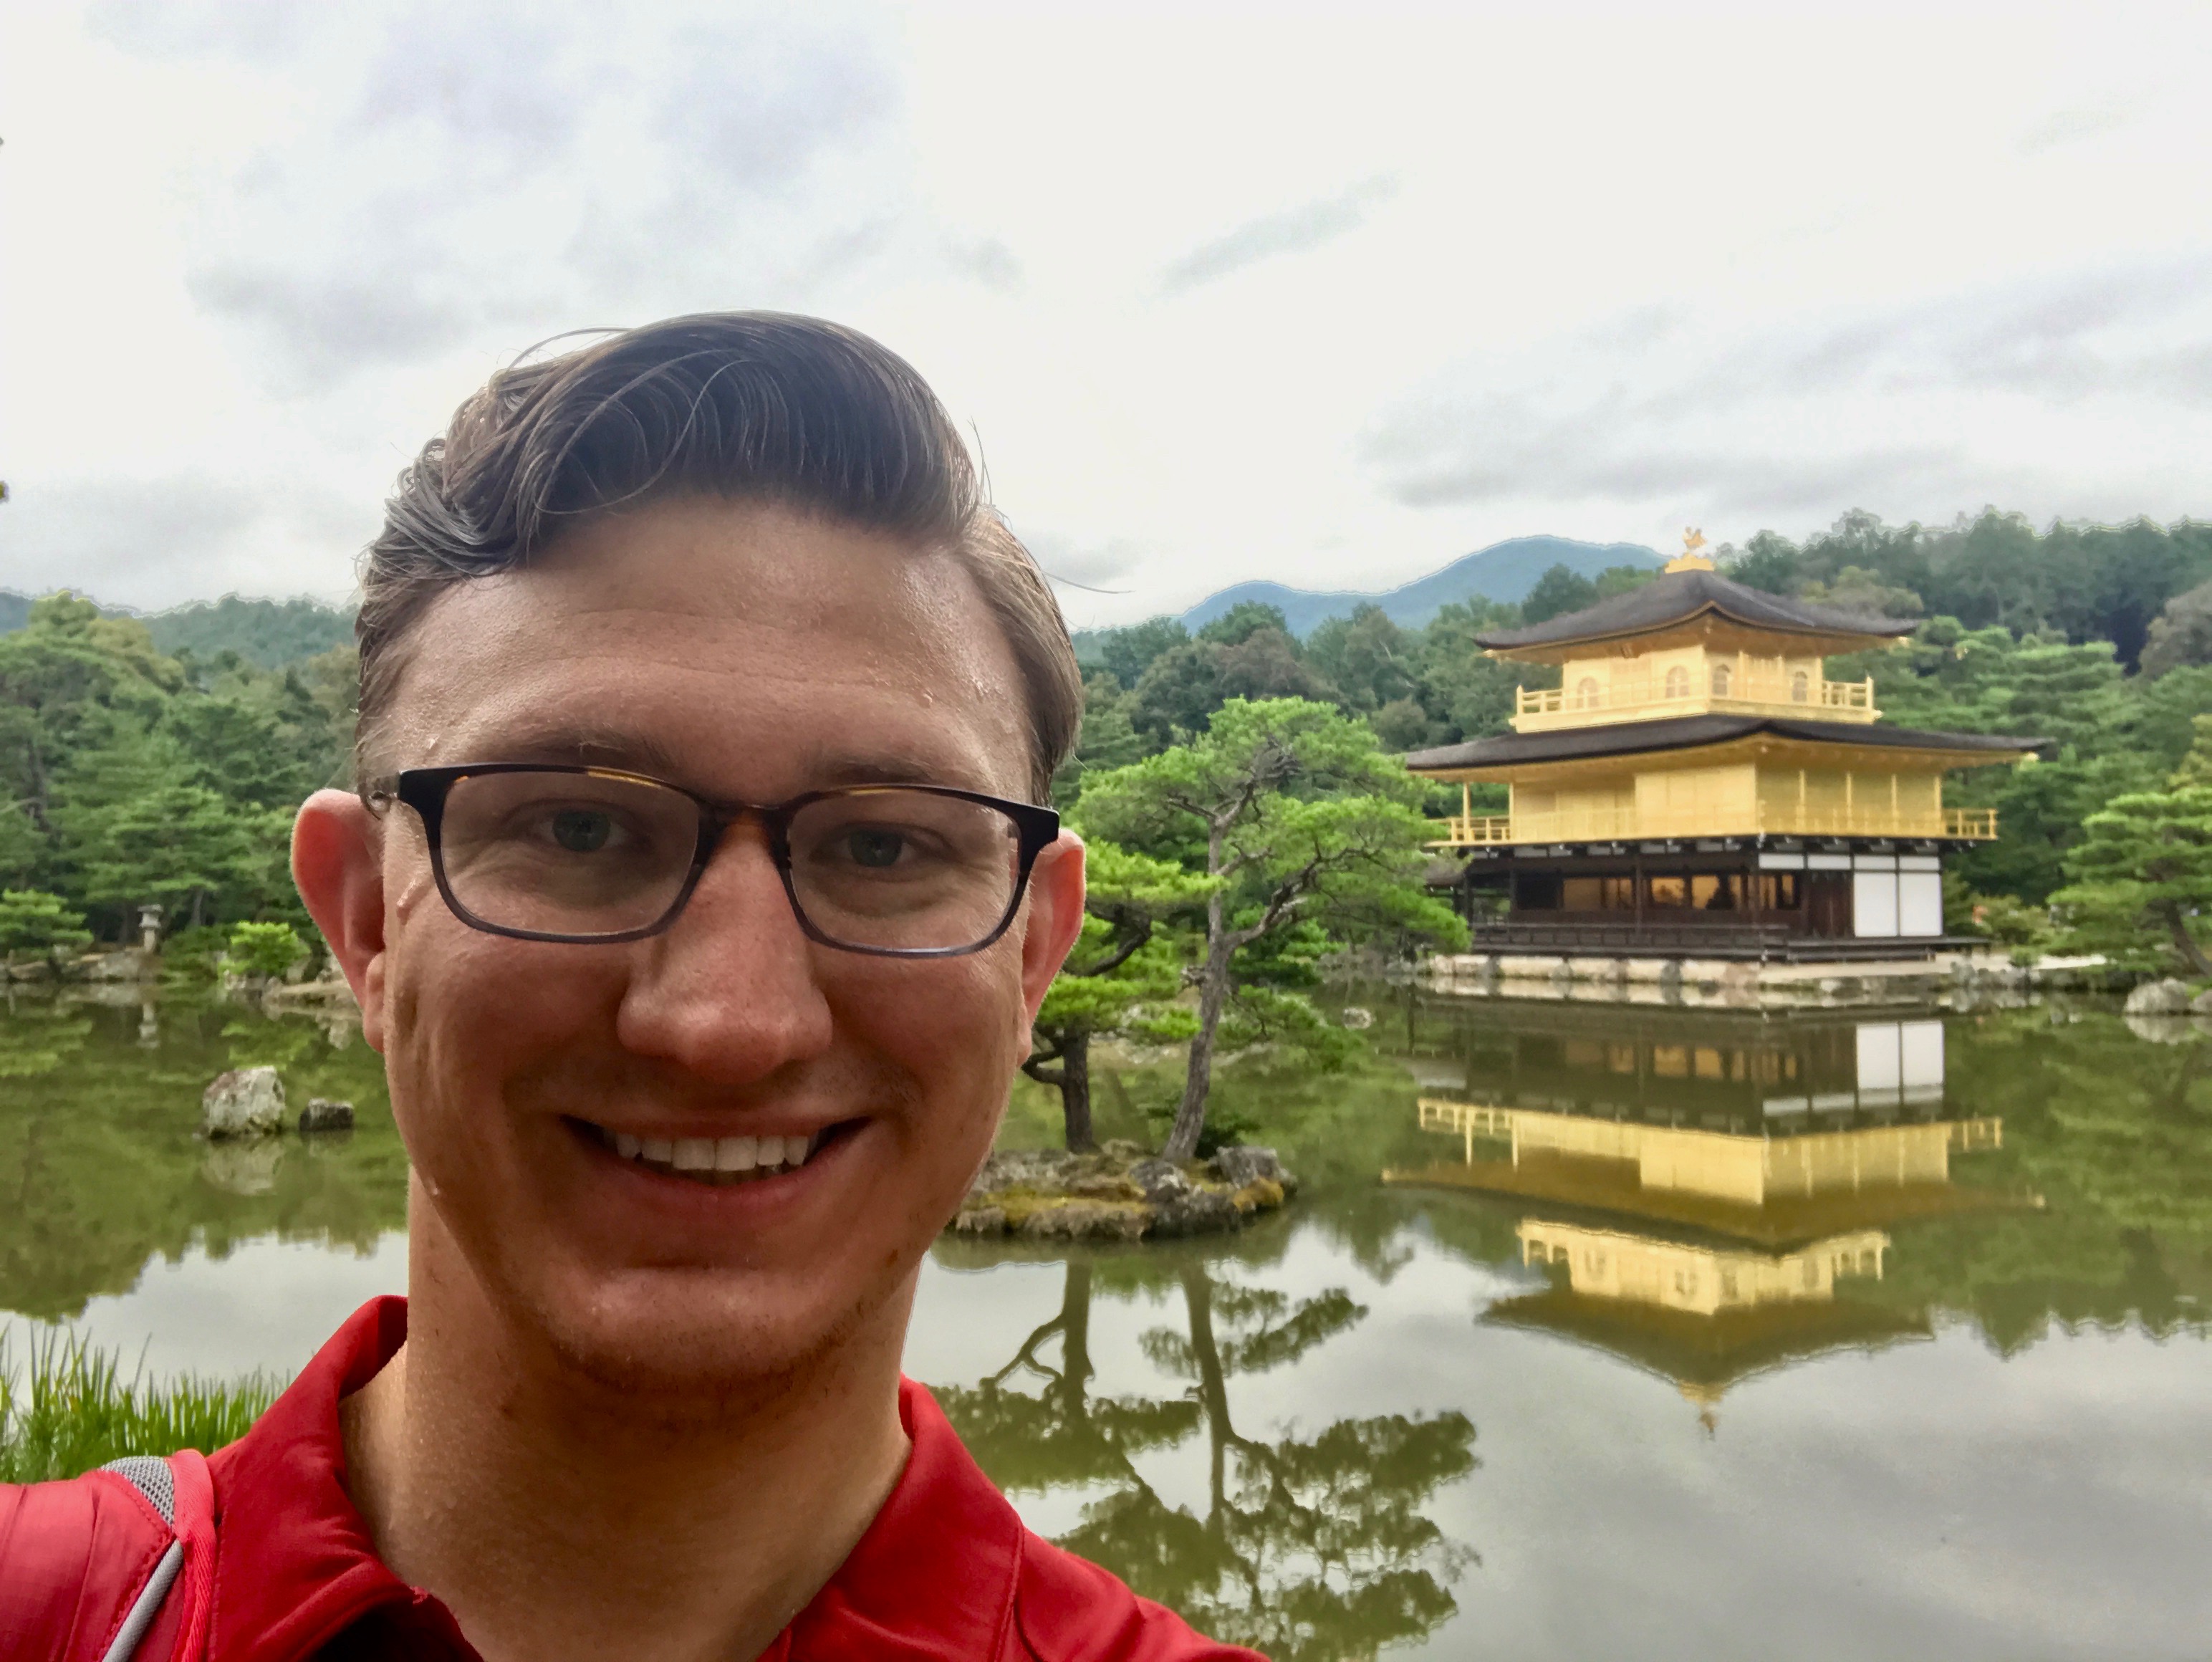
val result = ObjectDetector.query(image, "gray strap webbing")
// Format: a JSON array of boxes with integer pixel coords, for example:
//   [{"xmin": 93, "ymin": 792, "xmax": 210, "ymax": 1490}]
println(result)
[
  {"xmin": 101, "ymin": 1457, "xmax": 177, "ymax": 1525},
  {"xmin": 100, "ymin": 1537, "xmax": 184, "ymax": 1662},
  {"xmin": 98, "ymin": 1457, "xmax": 184, "ymax": 1662}
]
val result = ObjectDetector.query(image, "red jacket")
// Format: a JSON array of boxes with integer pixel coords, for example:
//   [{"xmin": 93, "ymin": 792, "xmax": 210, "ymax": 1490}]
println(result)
[{"xmin": 0, "ymin": 1297, "xmax": 1259, "ymax": 1661}]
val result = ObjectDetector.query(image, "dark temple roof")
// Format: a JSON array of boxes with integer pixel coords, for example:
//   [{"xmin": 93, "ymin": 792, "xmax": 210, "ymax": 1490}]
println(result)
[
  {"xmin": 1477, "ymin": 567, "xmax": 1918, "ymax": 652},
  {"xmin": 1404, "ymin": 715, "xmax": 2049, "ymax": 774}
]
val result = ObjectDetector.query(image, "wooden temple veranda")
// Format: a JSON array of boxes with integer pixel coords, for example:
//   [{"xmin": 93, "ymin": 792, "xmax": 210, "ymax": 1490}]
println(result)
[{"xmin": 1405, "ymin": 537, "xmax": 2046, "ymax": 962}]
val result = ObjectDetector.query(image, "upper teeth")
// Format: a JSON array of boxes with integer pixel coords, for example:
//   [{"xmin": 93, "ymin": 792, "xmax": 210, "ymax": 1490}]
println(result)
[{"xmin": 606, "ymin": 1130, "xmax": 812, "ymax": 1178}]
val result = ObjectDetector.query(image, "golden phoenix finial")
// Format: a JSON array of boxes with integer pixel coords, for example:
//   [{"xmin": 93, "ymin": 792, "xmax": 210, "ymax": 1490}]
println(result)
[{"xmin": 1683, "ymin": 527, "xmax": 1707, "ymax": 553}]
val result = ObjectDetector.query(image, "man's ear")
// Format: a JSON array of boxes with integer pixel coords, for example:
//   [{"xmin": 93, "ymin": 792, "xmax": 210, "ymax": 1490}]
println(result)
[
  {"xmin": 1018, "ymin": 830, "xmax": 1087, "ymax": 1027},
  {"xmin": 293, "ymin": 789, "xmax": 390, "ymax": 1052}
]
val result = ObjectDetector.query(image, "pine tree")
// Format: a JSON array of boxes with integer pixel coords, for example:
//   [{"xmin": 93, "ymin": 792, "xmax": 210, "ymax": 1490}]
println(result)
[
  {"xmin": 2052, "ymin": 720, "xmax": 2212, "ymax": 976},
  {"xmin": 1077, "ymin": 698, "xmax": 1466, "ymax": 1161},
  {"xmin": 1024, "ymin": 842, "xmax": 1210, "ymax": 1151},
  {"xmin": 0, "ymin": 889, "xmax": 92, "ymax": 962},
  {"xmin": 50, "ymin": 720, "xmax": 279, "ymax": 936}
]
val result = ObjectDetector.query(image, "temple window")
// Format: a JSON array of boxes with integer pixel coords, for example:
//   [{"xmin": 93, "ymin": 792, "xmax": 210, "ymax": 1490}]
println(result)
[
  {"xmin": 1664, "ymin": 666, "xmax": 1690, "ymax": 699},
  {"xmin": 1574, "ymin": 675, "xmax": 1601, "ymax": 708},
  {"xmin": 1711, "ymin": 662, "xmax": 1733, "ymax": 698},
  {"xmin": 1791, "ymin": 669, "xmax": 1811, "ymax": 703}
]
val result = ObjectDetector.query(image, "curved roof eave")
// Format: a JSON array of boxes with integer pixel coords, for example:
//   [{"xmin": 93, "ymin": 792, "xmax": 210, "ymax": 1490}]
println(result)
[
  {"xmin": 1403, "ymin": 714, "xmax": 2052, "ymax": 774},
  {"xmin": 1473, "ymin": 569, "xmax": 1920, "ymax": 653}
]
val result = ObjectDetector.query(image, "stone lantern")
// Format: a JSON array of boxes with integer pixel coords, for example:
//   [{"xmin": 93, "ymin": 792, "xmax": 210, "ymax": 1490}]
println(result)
[{"xmin": 138, "ymin": 903, "xmax": 165, "ymax": 954}]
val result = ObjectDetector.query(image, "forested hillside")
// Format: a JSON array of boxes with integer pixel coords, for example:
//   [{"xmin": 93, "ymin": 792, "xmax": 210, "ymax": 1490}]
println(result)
[
  {"xmin": 140, "ymin": 596, "xmax": 355, "ymax": 668},
  {"xmin": 0, "ymin": 591, "xmax": 355, "ymax": 671},
  {"xmin": 0, "ymin": 595, "xmax": 355, "ymax": 946}
]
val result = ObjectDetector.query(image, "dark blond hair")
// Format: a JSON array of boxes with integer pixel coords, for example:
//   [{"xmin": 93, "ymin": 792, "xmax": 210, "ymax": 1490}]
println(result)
[{"xmin": 356, "ymin": 312, "xmax": 1080, "ymax": 797}]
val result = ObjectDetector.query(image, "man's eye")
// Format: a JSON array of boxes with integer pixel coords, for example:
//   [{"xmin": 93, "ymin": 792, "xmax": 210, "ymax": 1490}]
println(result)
[
  {"xmin": 842, "ymin": 827, "xmax": 907, "ymax": 868},
  {"xmin": 549, "ymin": 810, "xmax": 615, "ymax": 853}
]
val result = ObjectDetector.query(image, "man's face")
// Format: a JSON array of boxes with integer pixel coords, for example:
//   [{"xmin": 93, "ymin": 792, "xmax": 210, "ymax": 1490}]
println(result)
[{"xmin": 331, "ymin": 498, "xmax": 1079, "ymax": 1390}]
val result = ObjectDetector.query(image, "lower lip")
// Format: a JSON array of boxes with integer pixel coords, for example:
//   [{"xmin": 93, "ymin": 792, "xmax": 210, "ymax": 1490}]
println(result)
[{"xmin": 563, "ymin": 1118, "xmax": 862, "ymax": 1216}]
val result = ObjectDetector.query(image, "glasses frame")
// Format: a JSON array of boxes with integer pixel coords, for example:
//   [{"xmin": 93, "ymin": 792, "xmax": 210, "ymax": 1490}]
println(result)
[{"xmin": 374, "ymin": 764, "xmax": 1062, "ymax": 957}]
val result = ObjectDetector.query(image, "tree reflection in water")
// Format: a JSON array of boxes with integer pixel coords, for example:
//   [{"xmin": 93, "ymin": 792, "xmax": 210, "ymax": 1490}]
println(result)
[{"xmin": 936, "ymin": 1257, "xmax": 1477, "ymax": 1661}]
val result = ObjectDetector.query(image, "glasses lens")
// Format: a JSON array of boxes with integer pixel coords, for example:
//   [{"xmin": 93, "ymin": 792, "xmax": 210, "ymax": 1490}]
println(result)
[
  {"xmin": 786, "ymin": 788, "xmax": 1023, "ymax": 952},
  {"xmin": 437, "ymin": 770, "xmax": 697, "ymax": 938}
]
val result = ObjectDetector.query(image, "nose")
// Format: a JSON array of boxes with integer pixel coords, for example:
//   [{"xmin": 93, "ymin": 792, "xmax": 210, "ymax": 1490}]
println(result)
[{"xmin": 612, "ymin": 819, "xmax": 834, "ymax": 1084}]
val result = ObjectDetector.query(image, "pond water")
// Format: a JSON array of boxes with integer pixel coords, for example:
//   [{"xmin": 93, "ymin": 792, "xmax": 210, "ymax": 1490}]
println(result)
[{"xmin": 4, "ymin": 985, "xmax": 2210, "ymax": 1660}]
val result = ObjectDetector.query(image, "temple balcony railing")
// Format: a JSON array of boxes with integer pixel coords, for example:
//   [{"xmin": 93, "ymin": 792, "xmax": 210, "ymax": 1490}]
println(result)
[
  {"xmin": 1512, "ymin": 676, "xmax": 1878, "ymax": 733},
  {"xmin": 1426, "ymin": 802, "xmax": 1999, "ymax": 849},
  {"xmin": 1426, "ymin": 813, "xmax": 1516, "ymax": 846}
]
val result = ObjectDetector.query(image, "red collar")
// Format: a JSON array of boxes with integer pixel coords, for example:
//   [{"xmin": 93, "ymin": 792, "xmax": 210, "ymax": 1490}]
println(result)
[{"xmin": 204, "ymin": 1297, "xmax": 1023, "ymax": 1661}]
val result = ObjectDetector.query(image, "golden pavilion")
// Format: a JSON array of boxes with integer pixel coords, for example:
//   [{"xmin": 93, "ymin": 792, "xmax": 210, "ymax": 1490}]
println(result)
[
  {"xmin": 1381, "ymin": 1006, "xmax": 2023, "ymax": 1406},
  {"xmin": 1404, "ymin": 532, "xmax": 2044, "ymax": 959}
]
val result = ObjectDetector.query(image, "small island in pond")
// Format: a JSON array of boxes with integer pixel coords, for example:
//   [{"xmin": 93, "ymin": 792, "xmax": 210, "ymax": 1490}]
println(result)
[{"xmin": 952, "ymin": 1143, "xmax": 1294, "ymax": 1242}]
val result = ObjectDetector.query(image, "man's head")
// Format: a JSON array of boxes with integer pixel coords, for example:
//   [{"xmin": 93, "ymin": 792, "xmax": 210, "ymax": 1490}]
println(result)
[{"xmin": 294, "ymin": 314, "xmax": 1088, "ymax": 1398}]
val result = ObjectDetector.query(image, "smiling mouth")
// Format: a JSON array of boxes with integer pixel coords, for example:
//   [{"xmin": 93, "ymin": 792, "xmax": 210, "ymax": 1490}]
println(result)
[{"xmin": 577, "ymin": 1120, "xmax": 846, "ymax": 1186}]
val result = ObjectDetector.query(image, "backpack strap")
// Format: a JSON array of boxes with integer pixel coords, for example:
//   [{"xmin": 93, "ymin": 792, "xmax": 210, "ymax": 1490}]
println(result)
[{"xmin": 86, "ymin": 1452, "xmax": 215, "ymax": 1662}]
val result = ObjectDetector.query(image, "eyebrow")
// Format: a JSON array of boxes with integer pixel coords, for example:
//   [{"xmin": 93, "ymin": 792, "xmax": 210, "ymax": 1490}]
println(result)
[{"xmin": 456, "ymin": 721, "xmax": 991, "ymax": 795}]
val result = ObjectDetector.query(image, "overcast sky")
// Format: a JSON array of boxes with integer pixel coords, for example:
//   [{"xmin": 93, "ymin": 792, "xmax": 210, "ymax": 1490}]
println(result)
[{"xmin": 2, "ymin": 1, "xmax": 2208, "ymax": 626}]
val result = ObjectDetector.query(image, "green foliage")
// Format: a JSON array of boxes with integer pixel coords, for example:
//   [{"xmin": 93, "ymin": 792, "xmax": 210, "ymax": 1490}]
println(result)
[
  {"xmin": 1963, "ymin": 891, "xmax": 2055, "ymax": 953},
  {"xmin": 2050, "ymin": 784, "xmax": 2212, "ymax": 975},
  {"xmin": 1097, "ymin": 616, "xmax": 1191, "ymax": 690},
  {"xmin": 1028, "ymin": 840, "xmax": 1213, "ymax": 1148},
  {"xmin": 1304, "ymin": 605, "xmax": 1420, "ymax": 717},
  {"xmin": 1719, "ymin": 508, "xmax": 2212, "ymax": 668},
  {"xmin": 2172, "ymin": 714, "xmax": 2212, "ymax": 789},
  {"xmin": 51, "ymin": 720, "xmax": 287, "ymax": 933},
  {"xmin": 141, "ymin": 595, "xmax": 355, "ymax": 670},
  {"xmin": 1077, "ymin": 698, "xmax": 1465, "ymax": 1158},
  {"xmin": 2141, "ymin": 577, "xmax": 2212, "ymax": 677},
  {"xmin": 0, "ymin": 591, "xmax": 350, "ymax": 941},
  {"xmin": 1798, "ymin": 564, "xmax": 1923, "ymax": 618},
  {"xmin": 0, "ymin": 1329, "xmax": 279, "ymax": 1481},
  {"xmin": 1196, "ymin": 602, "xmax": 1292, "ymax": 647},
  {"xmin": 1519, "ymin": 563, "xmax": 1598, "ymax": 624},
  {"xmin": 0, "ymin": 888, "xmax": 92, "ymax": 960},
  {"xmin": 229, "ymin": 920, "xmax": 309, "ymax": 980}
]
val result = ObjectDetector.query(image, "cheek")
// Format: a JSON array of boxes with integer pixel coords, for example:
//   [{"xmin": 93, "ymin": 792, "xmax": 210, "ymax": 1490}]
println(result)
[
  {"xmin": 842, "ymin": 951, "xmax": 1026, "ymax": 1121},
  {"xmin": 381, "ymin": 921, "xmax": 620, "ymax": 1156}
]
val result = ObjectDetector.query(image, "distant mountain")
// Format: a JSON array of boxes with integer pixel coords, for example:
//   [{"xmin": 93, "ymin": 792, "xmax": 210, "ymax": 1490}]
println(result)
[
  {"xmin": 1178, "ymin": 535, "xmax": 1664, "ymax": 638},
  {"xmin": 0, "ymin": 589, "xmax": 354, "ymax": 668}
]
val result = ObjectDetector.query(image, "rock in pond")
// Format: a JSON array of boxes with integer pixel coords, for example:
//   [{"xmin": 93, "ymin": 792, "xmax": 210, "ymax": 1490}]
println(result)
[
  {"xmin": 299, "ymin": 1097, "xmax": 355, "ymax": 1134},
  {"xmin": 2125, "ymin": 977, "xmax": 2193, "ymax": 1015},
  {"xmin": 202, "ymin": 1066, "xmax": 286, "ymax": 1138},
  {"xmin": 952, "ymin": 1145, "xmax": 1294, "ymax": 1241},
  {"xmin": 1209, "ymin": 1146, "xmax": 1287, "ymax": 1189}
]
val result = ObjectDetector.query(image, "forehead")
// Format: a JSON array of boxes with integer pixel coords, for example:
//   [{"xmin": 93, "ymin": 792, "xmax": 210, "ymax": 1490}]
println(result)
[{"xmin": 380, "ymin": 497, "xmax": 1032, "ymax": 797}]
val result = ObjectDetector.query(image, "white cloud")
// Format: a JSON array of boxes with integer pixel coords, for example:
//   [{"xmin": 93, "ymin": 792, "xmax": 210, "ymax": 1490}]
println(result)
[{"xmin": 1, "ymin": 1, "xmax": 2208, "ymax": 624}]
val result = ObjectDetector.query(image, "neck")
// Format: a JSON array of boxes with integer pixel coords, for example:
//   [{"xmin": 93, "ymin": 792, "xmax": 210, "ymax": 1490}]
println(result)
[{"xmin": 342, "ymin": 1219, "xmax": 914, "ymax": 1662}]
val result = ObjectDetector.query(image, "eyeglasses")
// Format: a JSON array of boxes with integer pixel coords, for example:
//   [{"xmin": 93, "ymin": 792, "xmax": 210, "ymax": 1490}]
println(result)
[{"xmin": 370, "ymin": 765, "xmax": 1061, "ymax": 956}]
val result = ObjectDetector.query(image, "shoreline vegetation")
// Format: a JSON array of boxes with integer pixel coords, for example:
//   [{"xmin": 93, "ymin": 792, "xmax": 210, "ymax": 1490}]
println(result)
[{"xmin": 0, "ymin": 1327, "xmax": 280, "ymax": 1484}]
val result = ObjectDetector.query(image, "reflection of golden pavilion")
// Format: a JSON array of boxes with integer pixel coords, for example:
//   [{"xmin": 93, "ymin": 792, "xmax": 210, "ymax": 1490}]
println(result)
[
  {"xmin": 1518, "ymin": 1219, "xmax": 1886, "ymax": 1317},
  {"xmin": 1403, "ymin": 1095, "xmax": 2002, "ymax": 1245},
  {"xmin": 1386, "ymin": 1012, "xmax": 2019, "ymax": 1400}
]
